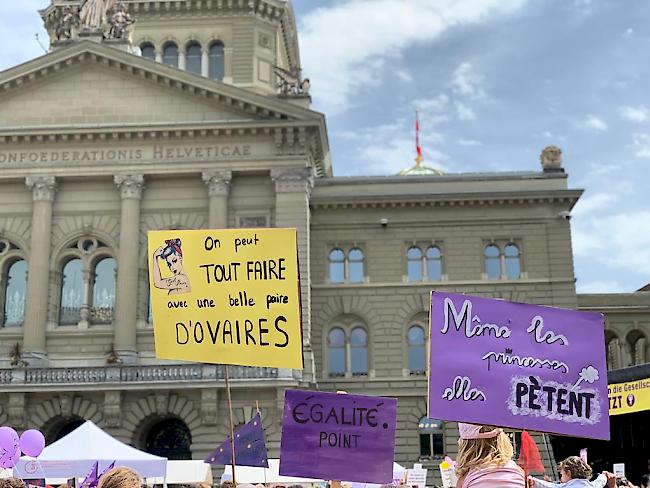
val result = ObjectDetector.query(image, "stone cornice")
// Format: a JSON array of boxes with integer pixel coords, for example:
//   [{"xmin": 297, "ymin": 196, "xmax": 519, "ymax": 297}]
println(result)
[
  {"xmin": 0, "ymin": 41, "xmax": 329, "ymax": 175},
  {"xmin": 310, "ymin": 190, "xmax": 583, "ymax": 210}
]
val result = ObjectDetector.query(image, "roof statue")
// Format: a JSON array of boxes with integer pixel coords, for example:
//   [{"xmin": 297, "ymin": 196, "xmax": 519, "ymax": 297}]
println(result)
[
  {"xmin": 540, "ymin": 145, "xmax": 564, "ymax": 172},
  {"xmin": 80, "ymin": 0, "xmax": 116, "ymax": 31},
  {"xmin": 274, "ymin": 65, "xmax": 310, "ymax": 96}
]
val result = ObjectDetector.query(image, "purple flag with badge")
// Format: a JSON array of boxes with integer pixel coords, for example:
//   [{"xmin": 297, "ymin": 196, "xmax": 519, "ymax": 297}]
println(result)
[
  {"xmin": 205, "ymin": 412, "xmax": 268, "ymax": 468},
  {"xmin": 279, "ymin": 389, "xmax": 397, "ymax": 483},
  {"xmin": 428, "ymin": 292, "xmax": 609, "ymax": 440}
]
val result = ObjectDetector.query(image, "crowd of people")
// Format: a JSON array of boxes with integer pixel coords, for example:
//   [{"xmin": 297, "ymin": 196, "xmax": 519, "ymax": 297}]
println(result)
[{"xmin": 1, "ymin": 434, "xmax": 648, "ymax": 488}]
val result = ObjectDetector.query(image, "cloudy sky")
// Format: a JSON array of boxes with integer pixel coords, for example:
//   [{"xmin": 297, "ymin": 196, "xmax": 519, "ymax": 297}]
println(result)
[{"xmin": 2, "ymin": 0, "xmax": 649, "ymax": 294}]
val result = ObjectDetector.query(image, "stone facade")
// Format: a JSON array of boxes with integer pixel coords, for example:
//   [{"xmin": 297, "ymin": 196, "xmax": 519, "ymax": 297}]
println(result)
[{"xmin": 0, "ymin": 0, "xmax": 648, "ymax": 483}]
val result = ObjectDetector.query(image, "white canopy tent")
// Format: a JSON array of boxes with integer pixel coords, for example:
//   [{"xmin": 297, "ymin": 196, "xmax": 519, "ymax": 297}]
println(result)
[
  {"xmin": 147, "ymin": 461, "xmax": 213, "ymax": 485},
  {"xmin": 221, "ymin": 460, "xmax": 405, "ymax": 486},
  {"xmin": 13, "ymin": 420, "xmax": 167, "ymax": 479}
]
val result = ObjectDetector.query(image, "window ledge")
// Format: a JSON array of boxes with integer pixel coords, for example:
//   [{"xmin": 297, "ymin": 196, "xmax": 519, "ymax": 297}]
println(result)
[
  {"xmin": 315, "ymin": 276, "xmax": 575, "ymax": 289},
  {"xmin": 47, "ymin": 326, "xmax": 113, "ymax": 336},
  {"xmin": 0, "ymin": 328, "xmax": 23, "ymax": 335}
]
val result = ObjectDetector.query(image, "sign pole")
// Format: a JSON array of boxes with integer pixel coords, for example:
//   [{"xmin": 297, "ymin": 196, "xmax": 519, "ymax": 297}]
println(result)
[{"xmin": 225, "ymin": 365, "xmax": 237, "ymax": 486}]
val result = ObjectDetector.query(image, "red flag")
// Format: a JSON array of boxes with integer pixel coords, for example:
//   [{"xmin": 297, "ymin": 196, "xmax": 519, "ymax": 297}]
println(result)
[
  {"xmin": 518, "ymin": 431, "xmax": 545, "ymax": 474},
  {"xmin": 415, "ymin": 110, "xmax": 423, "ymax": 164}
]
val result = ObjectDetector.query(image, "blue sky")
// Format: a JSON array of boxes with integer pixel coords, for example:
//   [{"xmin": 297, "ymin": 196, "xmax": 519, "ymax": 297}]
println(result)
[{"xmin": 2, "ymin": 1, "xmax": 649, "ymax": 294}]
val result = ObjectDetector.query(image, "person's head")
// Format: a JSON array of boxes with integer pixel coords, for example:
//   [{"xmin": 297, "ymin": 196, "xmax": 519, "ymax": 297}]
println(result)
[
  {"xmin": 558, "ymin": 456, "xmax": 592, "ymax": 482},
  {"xmin": 0, "ymin": 478, "xmax": 27, "ymax": 488},
  {"xmin": 456, "ymin": 423, "xmax": 514, "ymax": 477},
  {"xmin": 162, "ymin": 238, "xmax": 184, "ymax": 275},
  {"xmin": 640, "ymin": 474, "xmax": 650, "ymax": 488},
  {"xmin": 97, "ymin": 467, "xmax": 141, "ymax": 488}
]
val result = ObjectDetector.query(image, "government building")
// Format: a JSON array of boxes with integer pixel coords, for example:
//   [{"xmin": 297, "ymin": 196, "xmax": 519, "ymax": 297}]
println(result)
[{"xmin": 0, "ymin": 0, "xmax": 648, "ymax": 484}]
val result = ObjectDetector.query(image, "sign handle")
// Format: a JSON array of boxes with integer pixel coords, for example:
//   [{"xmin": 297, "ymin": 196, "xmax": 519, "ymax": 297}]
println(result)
[{"xmin": 225, "ymin": 365, "xmax": 237, "ymax": 486}]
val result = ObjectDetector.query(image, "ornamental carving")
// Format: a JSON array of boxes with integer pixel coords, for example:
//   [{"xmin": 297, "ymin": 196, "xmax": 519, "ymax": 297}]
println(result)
[
  {"xmin": 107, "ymin": 3, "xmax": 135, "ymax": 40},
  {"xmin": 104, "ymin": 391, "xmax": 122, "ymax": 427},
  {"xmin": 114, "ymin": 174, "xmax": 144, "ymax": 199},
  {"xmin": 540, "ymin": 145, "xmax": 563, "ymax": 171},
  {"xmin": 8, "ymin": 393, "xmax": 26, "ymax": 428},
  {"xmin": 200, "ymin": 389, "xmax": 218, "ymax": 425},
  {"xmin": 26, "ymin": 176, "xmax": 57, "ymax": 202},
  {"xmin": 201, "ymin": 170, "xmax": 232, "ymax": 197},
  {"xmin": 270, "ymin": 167, "xmax": 314, "ymax": 194}
]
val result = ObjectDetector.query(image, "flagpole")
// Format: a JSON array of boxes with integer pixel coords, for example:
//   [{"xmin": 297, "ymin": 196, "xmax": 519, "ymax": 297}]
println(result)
[{"xmin": 225, "ymin": 364, "xmax": 237, "ymax": 486}]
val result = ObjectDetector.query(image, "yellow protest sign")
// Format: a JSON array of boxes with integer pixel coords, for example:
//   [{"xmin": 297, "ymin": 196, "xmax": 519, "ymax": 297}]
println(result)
[
  {"xmin": 608, "ymin": 377, "xmax": 650, "ymax": 415},
  {"xmin": 148, "ymin": 228, "xmax": 303, "ymax": 369}
]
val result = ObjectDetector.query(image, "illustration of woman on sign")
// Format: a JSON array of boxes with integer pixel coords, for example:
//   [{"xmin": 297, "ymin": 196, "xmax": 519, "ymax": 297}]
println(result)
[{"xmin": 152, "ymin": 239, "xmax": 191, "ymax": 295}]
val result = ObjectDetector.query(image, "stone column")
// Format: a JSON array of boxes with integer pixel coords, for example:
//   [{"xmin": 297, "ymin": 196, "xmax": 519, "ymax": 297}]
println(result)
[
  {"xmin": 179, "ymin": 50, "xmax": 187, "ymax": 71},
  {"xmin": 155, "ymin": 50, "xmax": 162, "ymax": 63},
  {"xmin": 113, "ymin": 174, "xmax": 144, "ymax": 364},
  {"xmin": 23, "ymin": 176, "xmax": 57, "ymax": 365},
  {"xmin": 223, "ymin": 47, "xmax": 233, "ymax": 84},
  {"xmin": 270, "ymin": 168, "xmax": 314, "ymax": 382},
  {"xmin": 202, "ymin": 170, "xmax": 231, "ymax": 228},
  {"xmin": 201, "ymin": 49, "xmax": 209, "ymax": 77}
]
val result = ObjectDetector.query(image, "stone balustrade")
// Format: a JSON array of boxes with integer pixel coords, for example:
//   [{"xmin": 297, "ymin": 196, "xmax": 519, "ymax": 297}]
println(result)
[{"xmin": 0, "ymin": 364, "xmax": 290, "ymax": 386}]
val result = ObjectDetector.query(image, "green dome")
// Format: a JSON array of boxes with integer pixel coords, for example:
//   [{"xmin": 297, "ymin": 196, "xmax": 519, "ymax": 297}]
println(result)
[{"xmin": 397, "ymin": 161, "xmax": 444, "ymax": 176}]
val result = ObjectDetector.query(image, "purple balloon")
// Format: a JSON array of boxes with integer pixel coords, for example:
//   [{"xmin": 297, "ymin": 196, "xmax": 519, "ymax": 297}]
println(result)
[
  {"xmin": 0, "ymin": 426, "xmax": 19, "ymax": 451},
  {"xmin": 0, "ymin": 444, "xmax": 20, "ymax": 468},
  {"xmin": 19, "ymin": 429, "xmax": 46, "ymax": 457},
  {"xmin": 0, "ymin": 426, "xmax": 20, "ymax": 468}
]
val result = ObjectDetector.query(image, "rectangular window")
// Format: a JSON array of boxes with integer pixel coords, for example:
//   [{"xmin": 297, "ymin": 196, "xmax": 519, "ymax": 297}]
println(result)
[{"xmin": 238, "ymin": 215, "xmax": 269, "ymax": 228}]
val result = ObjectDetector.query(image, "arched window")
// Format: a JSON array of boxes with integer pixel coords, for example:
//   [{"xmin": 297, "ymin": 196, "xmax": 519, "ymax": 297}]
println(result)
[
  {"xmin": 162, "ymin": 42, "xmax": 179, "ymax": 68},
  {"xmin": 60, "ymin": 258, "xmax": 83, "ymax": 325},
  {"xmin": 627, "ymin": 330, "xmax": 647, "ymax": 366},
  {"xmin": 504, "ymin": 243, "xmax": 521, "ymax": 279},
  {"xmin": 328, "ymin": 249, "xmax": 345, "ymax": 284},
  {"xmin": 350, "ymin": 327, "xmax": 368, "ymax": 376},
  {"xmin": 327, "ymin": 327, "xmax": 346, "ymax": 377},
  {"xmin": 484, "ymin": 244, "xmax": 501, "ymax": 279},
  {"xmin": 145, "ymin": 418, "xmax": 192, "ymax": 460},
  {"xmin": 3, "ymin": 260, "xmax": 27, "ymax": 327},
  {"xmin": 348, "ymin": 248, "xmax": 365, "ymax": 283},
  {"xmin": 91, "ymin": 257, "xmax": 116, "ymax": 324},
  {"xmin": 140, "ymin": 43, "xmax": 155, "ymax": 61},
  {"xmin": 426, "ymin": 246, "xmax": 442, "ymax": 281},
  {"xmin": 209, "ymin": 41, "xmax": 225, "ymax": 80},
  {"xmin": 605, "ymin": 330, "xmax": 621, "ymax": 370},
  {"xmin": 408, "ymin": 325, "xmax": 426, "ymax": 375},
  {"xmin": 186, "ymin": 42, "xmax": 202, "ymax": 74},
  {"xmin": 407, "ymin": 247, "xmax": 423, "ymax": 282}
]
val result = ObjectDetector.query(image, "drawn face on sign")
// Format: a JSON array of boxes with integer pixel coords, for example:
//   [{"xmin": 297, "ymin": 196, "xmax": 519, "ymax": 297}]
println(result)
[{"xmin": 152, "ymin": 238, "xmax": 191, "ymax": 295}]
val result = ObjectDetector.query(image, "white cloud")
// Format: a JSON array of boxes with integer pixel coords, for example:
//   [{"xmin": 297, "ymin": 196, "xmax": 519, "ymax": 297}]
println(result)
[
  {"xmin": 620, "ymin": 105, "xmax": 649, "ymax": 123},
  {"xmin": 395, "ymin": 69, "xmax": 413, "ymax": 82},
  {"xmin": 577, "ymin": 280, "xmax": 627, "ymax": 294},
  {"xmin": 451, "ymin": 62, "xmax": 486, "ymax": 99},
  {"xmin": 632, "ymin": 133, "xmax": 650, "ymax": 158},
  {"xmin": 582, "ymin": 115, "xmax": 608, "ymax": 131},
  {"xmin": 571, "ymin": 192, "xmax": 619, "ymax": 218},
  {"xmin": 572, "ymin": 211, "xmax": 650, "ymax": 274},
  {"xmin": 455, "ymin": 101, "xmax": 477, "ymax": 120},
  {"xmin": 623, "ymin": 28, "xmax": 634, "ymax": 38},
  {"xmin": 0, "ymin": 1, "xmax": 49, "ymax": 72},
  {"xmin": 458, "ymin": 138, "xmax": 483, "ymax": 146},
  {"xmin": 299, "ymin": 0, "xmax": 526, "ymax": 112}
]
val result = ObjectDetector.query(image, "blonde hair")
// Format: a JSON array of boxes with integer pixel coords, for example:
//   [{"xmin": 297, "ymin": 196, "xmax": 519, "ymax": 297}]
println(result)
[
  {"xmin": 97, "ymin": 467, "xmax": 141, "ymax": 488},
  {"xmin": 456, "ymin": 425, "xmax": 514, "ymax": 477}
]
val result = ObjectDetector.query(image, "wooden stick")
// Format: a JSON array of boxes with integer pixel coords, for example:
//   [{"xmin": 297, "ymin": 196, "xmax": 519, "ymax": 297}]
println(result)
[{"xmin": 225, "ymin": 365, "xmax": 237, "ymax": 486}]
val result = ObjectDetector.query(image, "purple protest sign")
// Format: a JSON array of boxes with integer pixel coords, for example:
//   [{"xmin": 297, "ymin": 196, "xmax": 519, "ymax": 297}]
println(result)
[
  {"xmin": 279, "ymin": 389, "xmax": 397, "ymax": 483},
  {"xmin": 428, "ymin": 292, "xmax": 609, "ymax": 440}
]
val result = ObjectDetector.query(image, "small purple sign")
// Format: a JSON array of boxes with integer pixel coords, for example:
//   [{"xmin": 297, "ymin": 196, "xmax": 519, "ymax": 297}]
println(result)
[
  {"xmin": 428, "ymin": 292, "xmax": 610, "ymax": 440},
  {"xmin": 279, "ymin": 389, "xmax": 397, "ymax": 483}
]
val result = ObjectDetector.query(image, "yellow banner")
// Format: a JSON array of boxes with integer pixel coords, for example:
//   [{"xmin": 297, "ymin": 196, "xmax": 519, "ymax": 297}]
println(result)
[
  {"xmin": 608, "ymin": 377, "xmax": 650, "ymax": 415},
  {"xmin": 148, "ymin": 228, "xmax": 303, "ymax": 369}
]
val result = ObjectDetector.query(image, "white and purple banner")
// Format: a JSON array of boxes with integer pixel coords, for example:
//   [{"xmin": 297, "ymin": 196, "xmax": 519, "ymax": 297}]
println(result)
[{"xmin": 428, "ymin": 292, "xmax": 609, "ymax": 440}]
